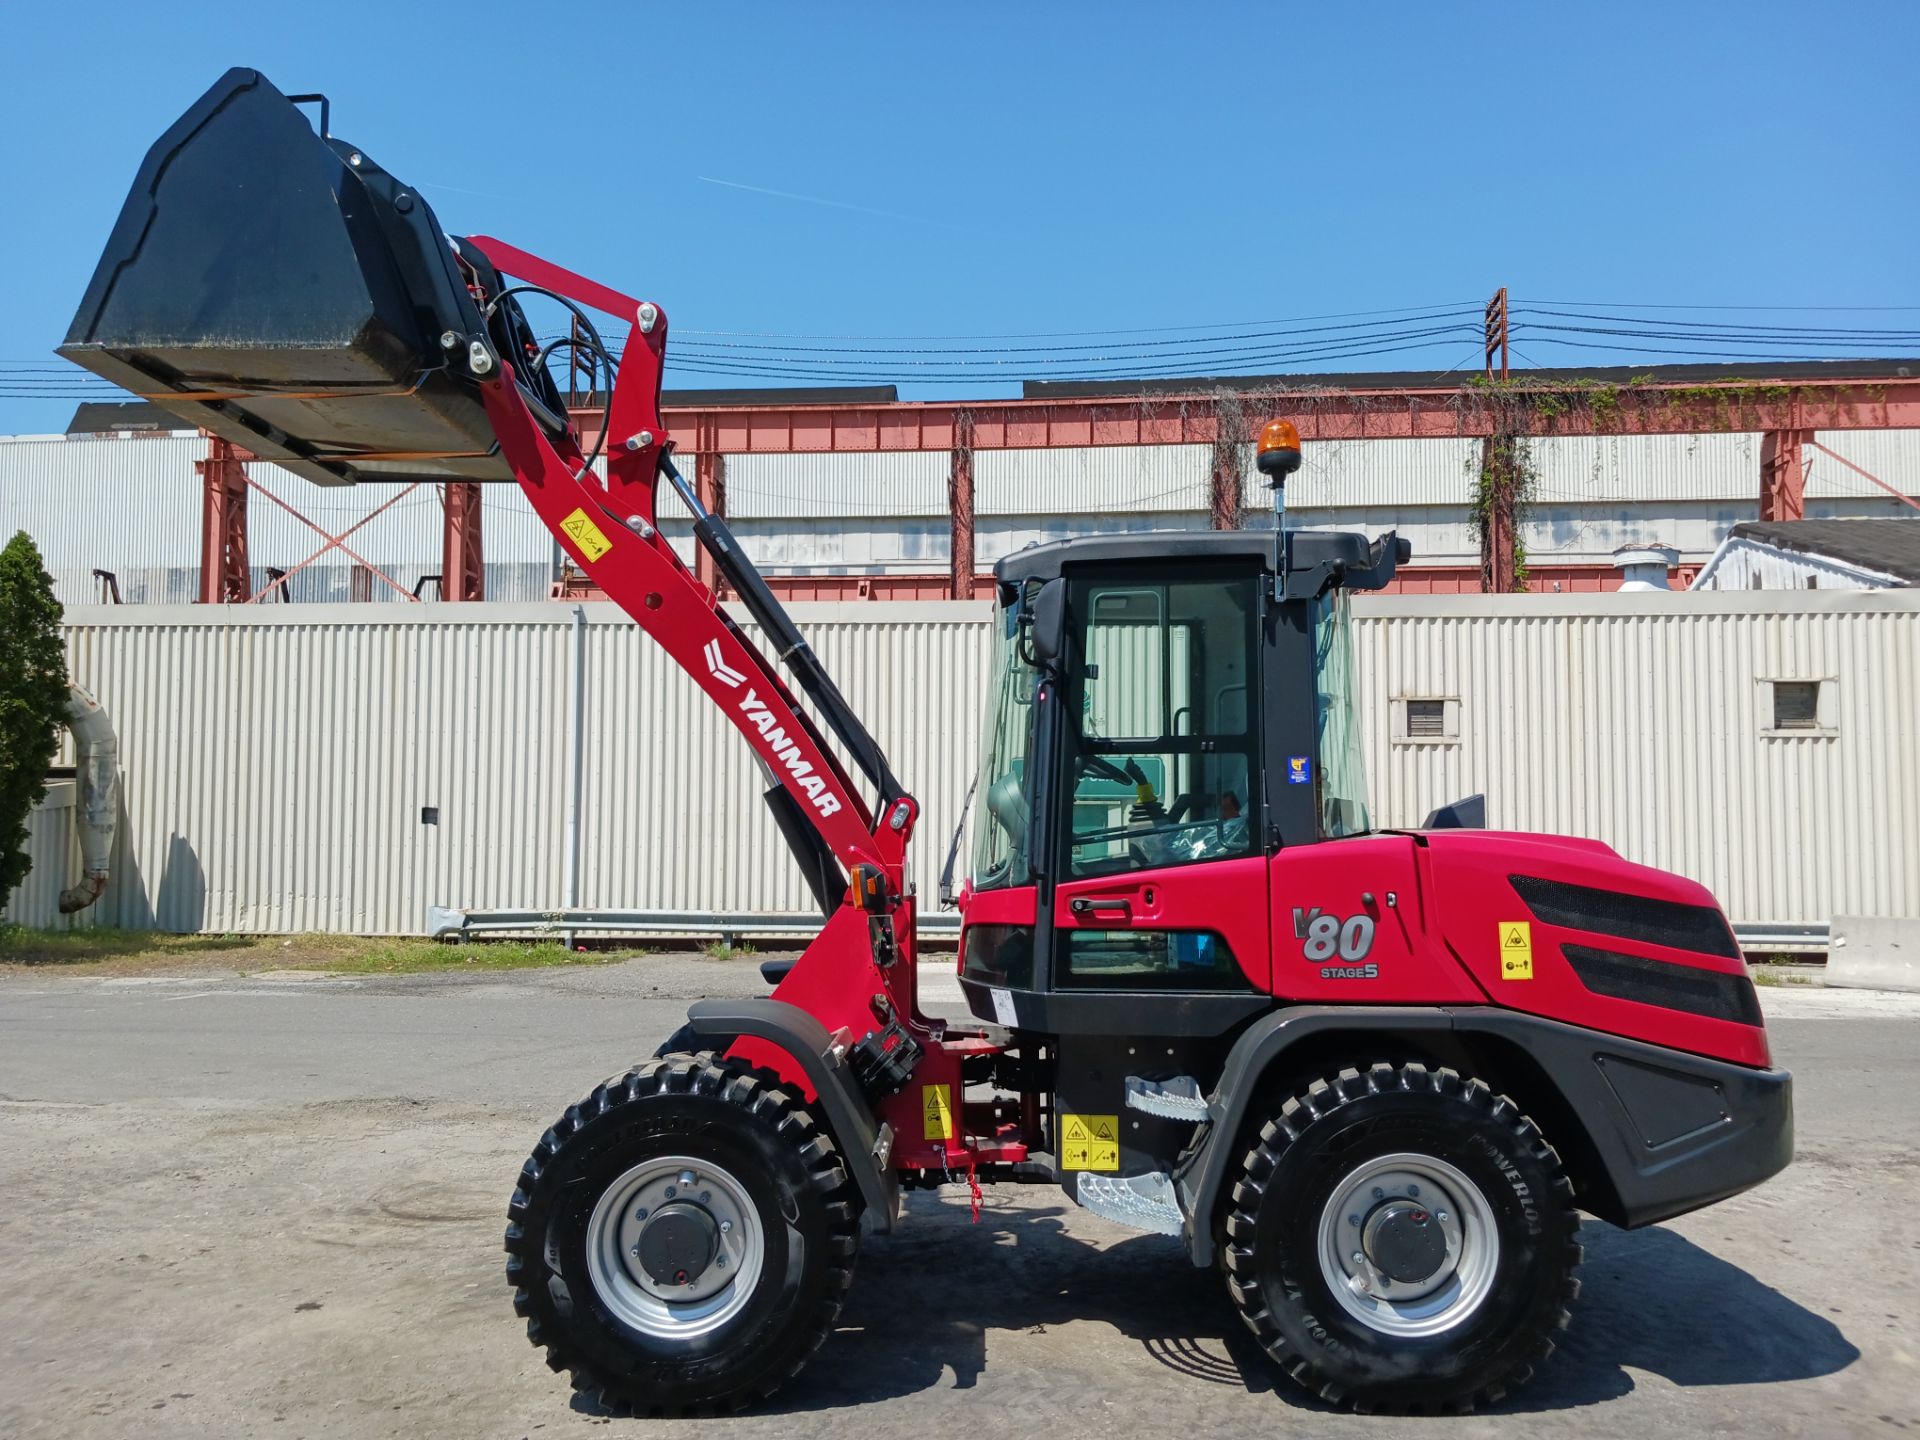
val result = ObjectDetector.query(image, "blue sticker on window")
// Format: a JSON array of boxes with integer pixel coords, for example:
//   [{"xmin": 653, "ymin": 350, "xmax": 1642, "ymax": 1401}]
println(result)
[{"xmin": 1286, "ymin": 755, "xmax": 1313, "ymax": 785}]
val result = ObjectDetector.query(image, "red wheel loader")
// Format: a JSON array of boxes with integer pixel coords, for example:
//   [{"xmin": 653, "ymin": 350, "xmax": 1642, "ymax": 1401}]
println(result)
[{"xmin": 64, "ymin": 70, "xmax": 1793, "ymax": 1415}]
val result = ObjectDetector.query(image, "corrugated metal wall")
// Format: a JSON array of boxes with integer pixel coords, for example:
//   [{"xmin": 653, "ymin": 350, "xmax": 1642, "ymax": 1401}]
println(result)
[
  {"xmin": 978, "ymin": 445, "xmax": 1210, "ymax": 515},
  {"xmin": 1355, "ymin": 592, "xmax": 1920, "ymax": 926},
  {"xmin": 725, "ymin": 451, "xmax": 949, "ymax": 518},
  {"xmin": 2, "ymin": 783, "xmax": 80, "ymax": 928},
  {"xmin": 21, "ymin": 592, "xmax": 1917, "ymax": 938}
]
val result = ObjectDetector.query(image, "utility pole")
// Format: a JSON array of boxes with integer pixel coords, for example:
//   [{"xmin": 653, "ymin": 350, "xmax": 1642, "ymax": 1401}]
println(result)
[
  {"xmin": 1484, "ymin": 287, "xmax": 1510, "ymax": 381},
  {"xmin": 1480, "ymin": 286, "xmax": 1519, "ymax": 591}
]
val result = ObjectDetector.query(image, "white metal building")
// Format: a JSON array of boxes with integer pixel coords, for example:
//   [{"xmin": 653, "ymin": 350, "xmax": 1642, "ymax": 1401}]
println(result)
[
  {"xmin": 10, "ymin": 591, "xmax": 1916, "ymax": 943},
  {"xmin": 1693, "ymin": 518, "xmax": 1920, "ymax": 591}
]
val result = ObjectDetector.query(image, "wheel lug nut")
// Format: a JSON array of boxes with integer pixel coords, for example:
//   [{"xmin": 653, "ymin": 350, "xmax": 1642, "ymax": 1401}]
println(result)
[
  {"xmin": 1348, "ymin": 1214, "xmax": 1360, "ymax": 1227},
  {"xmin": 1372, "ymin": 1187, "xmax": 1385, "ymax": 1200},
  {"xmin": 1351, "ymin": 1251, "xmax": 1365, "ymax": 1266},
  {"xmin": 719, "ymin": 1219, "xmax": 732, "ymax": 1233},
  {"xmin": 634, "ymin": 1207, "xmax": 648, "ymax": 1221},
  {"xmin": 664, "ymin": 1187, "xmax": 676, "ymax": 1199},
  {"xmin": 1437, "ymin": 1209, "xmax": 1449, "ymax": 1222},
  {"xmin": 1407, "ymin": 1184, "xmax": 1420, "ymax": 1197},
  {"xmin": 716, "ymin": 1254, "xmax": 727, "ymax": 1268},
  {"xmin": 700, "ymin": 1191, "xmax": 711, "ymax": 1204}
]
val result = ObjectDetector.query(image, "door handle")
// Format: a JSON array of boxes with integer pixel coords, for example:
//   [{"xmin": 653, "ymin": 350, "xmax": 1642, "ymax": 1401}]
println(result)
[{"xmin": 1070, "ymin": 896, "xmax": 1132, "ymax": 917}]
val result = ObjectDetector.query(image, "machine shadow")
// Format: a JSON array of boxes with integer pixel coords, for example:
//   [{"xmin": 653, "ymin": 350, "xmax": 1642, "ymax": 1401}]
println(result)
[
  {"xmin": 704, "ymin": 1201, "xmax": 1858, "ymax": 1416},
  {"xmin": 1538, "ymin": 1223, "xmax": 1860, "ymax": 1406}
]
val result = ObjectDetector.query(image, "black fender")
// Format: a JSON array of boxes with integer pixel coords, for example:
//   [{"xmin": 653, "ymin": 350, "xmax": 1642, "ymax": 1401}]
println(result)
[
  {"xmin": 1174, "ymin": 1005, "xmax": 1792, "ymax": 1266},
  {"xmin": 686, "ymin": 997, "xmax": 900, "ymax": 1231}
]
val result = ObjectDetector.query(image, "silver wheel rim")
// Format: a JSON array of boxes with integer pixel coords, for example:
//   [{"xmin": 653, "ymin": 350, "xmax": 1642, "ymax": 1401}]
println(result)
[
  {"xmin": 584, "ymin": 1154, "xmax": 765, "ymax": 1341},
  {"xmin": 1314, "ymin": 1151, "xmax": 1500, "ymax": 1338}
]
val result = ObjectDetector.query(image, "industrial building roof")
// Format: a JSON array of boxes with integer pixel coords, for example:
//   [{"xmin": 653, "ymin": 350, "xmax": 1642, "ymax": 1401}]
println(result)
[
  {"xmin": 1025, "ymin": 358, "xmax": 1920, "ymax": 400},
  {"xmin": 1723, "ymin": 519, "xmax": 1920, "ymax": 585}
]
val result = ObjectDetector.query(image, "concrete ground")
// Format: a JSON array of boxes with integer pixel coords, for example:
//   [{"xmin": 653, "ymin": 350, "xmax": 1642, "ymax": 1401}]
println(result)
[{"xmin": 0, "ymin": 958, "xmax": 1915, "ymax": 1440}]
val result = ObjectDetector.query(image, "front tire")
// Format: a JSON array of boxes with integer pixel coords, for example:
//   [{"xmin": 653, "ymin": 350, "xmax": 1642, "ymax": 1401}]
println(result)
[
  {"xmin": 1223, "ymin": 1063, "xmax": 1580, "ymax": 1412},
  {"xmin": 505, "ymin": 1053, "xmax": 859, "ymax": 1415}
]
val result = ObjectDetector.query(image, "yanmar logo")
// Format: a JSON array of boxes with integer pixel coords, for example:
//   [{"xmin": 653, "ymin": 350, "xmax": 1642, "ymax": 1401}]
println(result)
[
  {"xmin": 703, "ymin": 640, "xmax": 746, "ymax": 688},
  {"xmin": 705, "ymin": 641, "xmax": 842, "ymax": 818}
]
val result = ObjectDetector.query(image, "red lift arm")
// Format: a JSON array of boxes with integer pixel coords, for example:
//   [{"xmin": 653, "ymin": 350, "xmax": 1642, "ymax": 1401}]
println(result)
[
  {"xmin": 462, "ymin": 241, "xmax": 981, "ymax": 1178},
  {"xmin": 464, "ymin": 237, "xmax": 917, "ymax": 884}
]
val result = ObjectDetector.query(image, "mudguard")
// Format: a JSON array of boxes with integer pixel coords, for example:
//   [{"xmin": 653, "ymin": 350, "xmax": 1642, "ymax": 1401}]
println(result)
[
  {"xmin": 686, "ymin": 998, "xmax": 900, "ymax": 1230},
  {"xmin": 1174, "ymin": 1004, "xmax": 1792, "ymax": 1266}
]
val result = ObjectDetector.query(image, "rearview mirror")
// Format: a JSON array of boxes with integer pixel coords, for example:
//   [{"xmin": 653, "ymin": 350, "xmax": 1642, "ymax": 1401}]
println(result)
[{"xmin": 1029, "ymin": 578, "xmax": 1067, "ymax": 672}]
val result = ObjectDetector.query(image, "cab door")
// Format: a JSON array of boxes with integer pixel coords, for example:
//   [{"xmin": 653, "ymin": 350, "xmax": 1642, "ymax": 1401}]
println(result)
[{"xmin": 1049, "ymin": 564, "xmax": 1272, "ymax": 994}]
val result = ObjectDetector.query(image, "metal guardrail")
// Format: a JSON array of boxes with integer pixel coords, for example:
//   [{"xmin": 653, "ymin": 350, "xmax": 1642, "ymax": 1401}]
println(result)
[
  {"xmin": 1733, "ymin": 922, "xmax": 1829, "ymax": 956},
  {"xmin": 430, "ymin": 907, "xmax": 1826, "ymax": 955},
  {"xmin": 427, "ymin": 905, "xmax": 963, "ymax": 944}
]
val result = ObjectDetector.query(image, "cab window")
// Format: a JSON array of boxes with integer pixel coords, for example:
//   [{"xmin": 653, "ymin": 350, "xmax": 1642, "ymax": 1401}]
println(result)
[{"xmin": 1063, "ymin": 569, "xmax": 1261, "ymax": 877}]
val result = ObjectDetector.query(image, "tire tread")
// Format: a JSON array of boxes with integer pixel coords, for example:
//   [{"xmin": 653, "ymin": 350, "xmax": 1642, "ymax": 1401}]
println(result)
[
  {"xmin": 503, "ymin": 1049, "xmax": 859, "ymax": 1416},
  {"xmin": 1222, "ymin": 1060, "xmax": 1581, "ymax": 1413}
]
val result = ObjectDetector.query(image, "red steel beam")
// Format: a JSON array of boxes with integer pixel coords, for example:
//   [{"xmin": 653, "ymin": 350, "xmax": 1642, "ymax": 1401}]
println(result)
[
  {"xmin": 617, "ymin": 377, "xmax": 1920, "ymax": 453},
  {"xmin": 195, "ymin": 435, "xmax": 251, "ymax": 603},
  {"xmin": 1759, "ymin": 429, "xmax": 1810, "ymax": 523},
  {"xmin": 442, "ymin": 482, "xmax": 485, "ymax": 600}
]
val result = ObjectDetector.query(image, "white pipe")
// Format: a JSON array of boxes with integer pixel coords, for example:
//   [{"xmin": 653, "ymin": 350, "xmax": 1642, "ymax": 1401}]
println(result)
[
  {"xmin": 59, "ymin": 683, "xmax": 118, "ymax": 913},
  {"xmin": 560, "ymin": 604, "xmax": 588, "ymax": 947}
]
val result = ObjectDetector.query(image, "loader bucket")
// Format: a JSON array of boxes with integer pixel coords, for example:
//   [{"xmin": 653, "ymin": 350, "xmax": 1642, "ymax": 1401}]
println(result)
[{"xmin": 60, "ymin": 67, "xmax": 564, "ymax": 486}]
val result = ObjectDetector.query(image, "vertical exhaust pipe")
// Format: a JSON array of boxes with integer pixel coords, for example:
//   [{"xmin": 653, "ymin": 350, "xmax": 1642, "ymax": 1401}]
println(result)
[{"xmin": 59, "ymin": 684, "xmax": 118, "ymax": 913}]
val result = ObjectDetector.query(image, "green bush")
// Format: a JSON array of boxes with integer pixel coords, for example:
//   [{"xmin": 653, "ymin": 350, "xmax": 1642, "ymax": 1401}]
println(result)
[{"xmin": 0, "ymin": 532, "xmax": 68, "ymax": 908}]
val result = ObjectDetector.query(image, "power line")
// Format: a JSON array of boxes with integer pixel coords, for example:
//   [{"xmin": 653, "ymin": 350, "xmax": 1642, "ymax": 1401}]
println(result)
[
  {"xmin": 1528, "ymin": 300, "xmax": 1920, "ymax": 312},
  {"xmin": 667, "ymin": 301, "xmax": 1487, "ymax": 342},
  {"xmin": 664, "ymin": 308, "xmax": 1485, "ymax": 359},
  {"xmin": 1516, "ymin": 307, "xmax": 1920, "ymax": 339}
]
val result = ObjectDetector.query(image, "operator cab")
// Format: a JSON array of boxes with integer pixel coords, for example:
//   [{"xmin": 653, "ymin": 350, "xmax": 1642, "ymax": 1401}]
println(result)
[{"xmin": 957, "ymin": 522, "xmax": 1410, "ymax": 1032}]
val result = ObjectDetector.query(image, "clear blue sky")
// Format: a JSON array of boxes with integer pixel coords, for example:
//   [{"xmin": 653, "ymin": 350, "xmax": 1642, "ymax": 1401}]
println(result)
[{"xmin": 3, "ymin": 0, "xmax": 1916, "ymax": 433}]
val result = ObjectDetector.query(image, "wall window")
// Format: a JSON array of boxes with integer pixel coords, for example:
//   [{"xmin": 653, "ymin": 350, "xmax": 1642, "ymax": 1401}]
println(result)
[
  {"xmin": 1393, "ymin": 695, "xmax": 1460, "ymax": 744},
  {"xmin": 1772, "ymin": 680, "xmax": 1820, "ymax": 731},
  {"xmin": 1760, "ymin": 677, "xmax": 1836, "ymax": 737}
]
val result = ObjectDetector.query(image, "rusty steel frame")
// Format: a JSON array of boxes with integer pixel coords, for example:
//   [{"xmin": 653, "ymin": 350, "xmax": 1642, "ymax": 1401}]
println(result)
[
  {"xmin": 641, "ymin": 378, "xmax": 1920, "ymax": 454},
  {"xmin": 1759, "ymin": 429, "xmax": 1811, "ymax": 522},
  {"xmin": 195, "ymin": 435, "xmax": 252, "ymax": 603},
  {"xmin": 246, "ymin": 475, "xmax": 423, "ymax": 604},
  {"xmin": 442, "ymin": 482, "xmax": 485, "ymax": 601}
]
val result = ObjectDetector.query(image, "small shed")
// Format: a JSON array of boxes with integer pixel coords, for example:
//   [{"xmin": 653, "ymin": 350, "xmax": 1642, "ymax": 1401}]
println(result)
[{"xmin": 1691, "ymin": 518, "xmax": 1920, "ymax": 591}]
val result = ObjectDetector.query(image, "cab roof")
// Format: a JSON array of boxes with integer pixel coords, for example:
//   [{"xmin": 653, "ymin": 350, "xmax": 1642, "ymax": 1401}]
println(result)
[{"xmin": 994, "ymin": 527, "xmax": 1399, "ymax": 589}]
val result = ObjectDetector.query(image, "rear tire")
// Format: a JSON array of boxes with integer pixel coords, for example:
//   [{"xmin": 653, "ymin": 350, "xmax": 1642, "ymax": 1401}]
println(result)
[
  {"xmin": 505, "ymin": 1053, "xmax": 859, "ymax": 1415},
  {"xmin": 1222, "ymin": 1063, "xmax": 1580, "ymax": 1412}
]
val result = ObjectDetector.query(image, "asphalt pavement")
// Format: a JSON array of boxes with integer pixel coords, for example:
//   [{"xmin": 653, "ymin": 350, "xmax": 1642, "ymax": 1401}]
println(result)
[{"xmin": 1, "ymin": 959, "xmax": 1915, "ymax": 1440}]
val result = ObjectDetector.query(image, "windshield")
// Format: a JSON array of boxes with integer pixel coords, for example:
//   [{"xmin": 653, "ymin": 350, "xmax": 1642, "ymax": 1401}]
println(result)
[
  {"xmin": 1312, "ymin": 590, "xmax": 1371, "ymax": 837},
  {"xmin": 970, "ymin": 592, "xmax": 1038, "ymax": 890}
]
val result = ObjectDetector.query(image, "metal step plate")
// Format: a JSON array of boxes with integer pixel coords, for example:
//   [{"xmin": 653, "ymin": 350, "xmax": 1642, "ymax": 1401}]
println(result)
[
  {"xmin": 1124, "ymin": 1074, "xmax": 1209, "ymax": 1121},
  {"xmin": 1075, "ymin": 1170, "xmax": 1184, "ymax": 1236}
]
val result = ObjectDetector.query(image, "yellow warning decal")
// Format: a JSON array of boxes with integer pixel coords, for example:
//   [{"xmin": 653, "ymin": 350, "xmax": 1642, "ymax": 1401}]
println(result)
[
  {"xmin": 1060, "ymin": 1113, "xmax": 1121, "ymax": 1171},
  {"xmin": 560, "ymin": 507, "xmax": 614, "ymax": 562},
  {"xmin": 1500, "ymin": 921, "xmax": 1534, "ymax": 980},
  {"xmin": 921, "ymin": 1083, "xmax": 954, "ymax": 1141}
]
